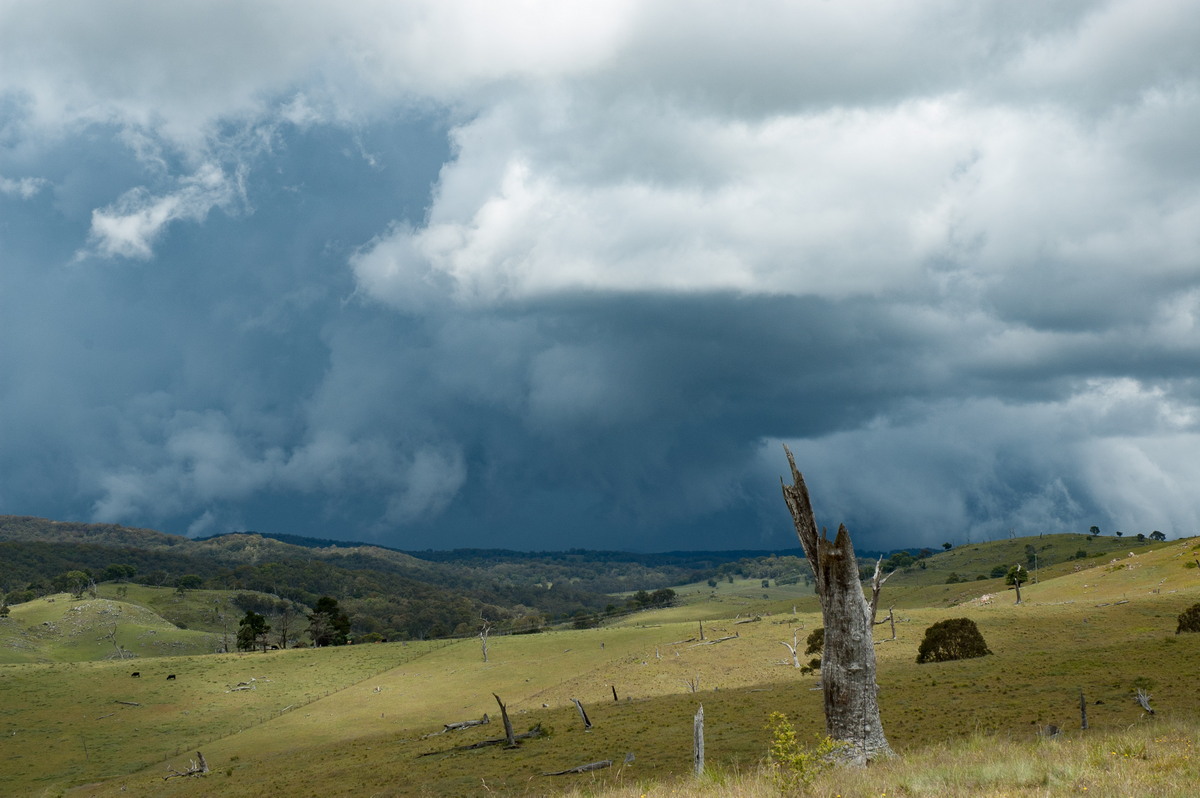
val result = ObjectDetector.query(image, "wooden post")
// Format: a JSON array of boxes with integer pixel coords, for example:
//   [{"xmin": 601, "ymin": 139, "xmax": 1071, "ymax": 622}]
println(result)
[
  {"xmin": 1080, "ymin": 690, "xmax": 1088, "ymax": 730},
  {"xmin": 571, "ymin": 697, "xmax": 592, "ymax": 729},
  {"xmin": 693, "ymin": 704, "xmax": 704, "ymax": 777},
  {"xmin": 699, "ymin": 620, "xmax": 705, "ymax": 641},
  {"xmin": 611, "ymin": 685, "xmax": 619, "ymax": 702}
]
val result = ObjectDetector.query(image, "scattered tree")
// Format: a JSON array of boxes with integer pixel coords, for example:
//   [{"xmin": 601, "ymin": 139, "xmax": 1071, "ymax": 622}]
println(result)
[
  {"xmin": 1089, "ymin": 525, "xmax": 1100, "ymax": 537},
  {"xmin": 942, "ymin": 542, "xmax": 953, "ymax": 551},
  {"xmin": 781, "ymin": 445, "xmax": 892, "ymax": 764},
  {"xmin": 237, "ymin": 611, "xmax": 271, "ymax": 652},
  {"xmin": 1115, "ymin": 531, "xmax": 1123, "ymax": 538},
  {"xmin": 175, "ymin": 574, "xmax": 203, "ymax": 594},
  {"xmin": 1150, "ymin": 530, "xmax": 1166, "ymax": 541},
  {"xmin": 307, "ymin": 596, "xmax": 350, "ymax": 646},
  {"xmin": 916, "ymin": 618, "xmax": 992, "ymax": 664}
]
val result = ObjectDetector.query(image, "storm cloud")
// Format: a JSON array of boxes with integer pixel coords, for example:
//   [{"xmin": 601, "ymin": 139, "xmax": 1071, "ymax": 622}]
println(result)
[{"xmin": 1, "ymin": 1, "xmax": 1197, "ymax": 550}]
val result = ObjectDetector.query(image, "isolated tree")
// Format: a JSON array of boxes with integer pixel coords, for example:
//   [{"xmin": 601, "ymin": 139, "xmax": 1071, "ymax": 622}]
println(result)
[
  {"xmin": 781, "ymin": 445, "xmax": 892, "ymax": 764},
  {"xmin": 1150, "ymin": 530, "xmax": 1166, "ymax": 542},
  {"xmin": 916, "ymin": 618, "xmax": 992, "ymax": 663},
  {"xmin": 1176, "ymin": 603, "xmax": 1200, "ymax": 634},
  {"xmin": 275, "ymin": 602, "xmax": 298, "ymax": 650},
  {"xmin": 1089, "ymin": 525, "xmax": 1100, "ymax": 537},
  {"xmin": 175, "ymin": 574, "xmax": 203, "ymax": 594},
  {"xmin": 1006, "ymin": 564, "xmax": 1029, "ymax": 604},
  {"xmin": 308, "ymin": 596, "xmax": 350, "ymax": 646},
  {"xmin": 942, "ymin": 542, "xmax": 953, "ymax": 551},
  {"xmin": 61, "ymin": 570, "xmax": 90, "ymax": 599},
  {"xmin": 237, "ymin": 611, "xmax": 271, "ymax": 652},
  {"xmin": 1115, "ymin": 530, "xmax": 1123, "ymax": 538}
]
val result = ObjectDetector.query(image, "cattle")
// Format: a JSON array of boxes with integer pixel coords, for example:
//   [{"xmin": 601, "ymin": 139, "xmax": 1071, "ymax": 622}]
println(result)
[
  {"xmin": 166, "ymin": 674, "xmax": 176, "ymax": 680},
  {"xmin": 131, "ymin": 672, "xmax": 140, "ymax": 678}
]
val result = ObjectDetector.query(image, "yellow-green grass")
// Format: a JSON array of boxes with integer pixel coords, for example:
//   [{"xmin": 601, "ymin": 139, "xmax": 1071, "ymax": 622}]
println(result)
[
  {"xmin": 90, "ymin": 584, "xmax": 248, "ymax": 634},
  {"xmin": 551, "ymin": 719, "xmax": 1200, "ymax": 797},
  {"xmin": 4, "ymin": 537, "xmax": 1195, "ymax": 796},
  {"xmin": 1, "ymin": 639, "xmax": 445, "ymax": 796},
  {"xmin": 0, "ymin": 594, "xmax": 220, "ymax": 664}
]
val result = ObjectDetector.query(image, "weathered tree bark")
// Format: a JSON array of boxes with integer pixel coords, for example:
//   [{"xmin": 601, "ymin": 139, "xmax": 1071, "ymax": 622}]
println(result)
[
  {"xmin": 571, "ymin": 697, "xmax": 592, "ymax": 729},
  {"xmin": 693, "ymin": 704, "xmax": 705, "ymax": 777},
  {"xmin": 781, "ymin": 445, "xmax": 893, "ymax": 765},
  {"xmin": 493, "ymin": 693, "xmax": 517, "ymax": 747}
]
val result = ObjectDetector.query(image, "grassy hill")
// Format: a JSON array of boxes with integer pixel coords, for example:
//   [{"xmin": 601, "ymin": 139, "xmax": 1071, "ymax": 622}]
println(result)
[{"xmin": 0, "ymin": 535, "xmax": 1196, "ymax": 796}]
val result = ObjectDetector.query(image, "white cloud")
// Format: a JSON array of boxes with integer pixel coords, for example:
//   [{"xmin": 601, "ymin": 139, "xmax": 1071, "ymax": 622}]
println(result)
[
  {"xmin": 0, "ymin": 174, "xmax": 48, "ymax": 198},
  {"xmin": 85, "ymin": 163, "xmax": 240, "ymax": 259}
]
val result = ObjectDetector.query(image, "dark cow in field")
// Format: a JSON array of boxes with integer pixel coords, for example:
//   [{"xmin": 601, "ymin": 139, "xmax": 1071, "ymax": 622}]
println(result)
[
  {"xmin": 166, "ymin": 674, "xmax": 176, "ymax": 680},
  {"xmin": 131, "ymin": 672, "xmax": 140, "ymax": 678}
]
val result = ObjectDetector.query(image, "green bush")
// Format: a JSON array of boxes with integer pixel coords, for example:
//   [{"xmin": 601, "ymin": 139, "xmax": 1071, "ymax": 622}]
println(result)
[
  {"xmin": 917, "ymin": 617, "xmax": 992, "ymax": 664},
  {"xmin": 766, "ymin": 712, "xmax": 842, "ymax": 790},
  {"xmin": 804, "ymin": 627, "xmax": 824, "ymax": 656},
  {"xmin": 1176, "ymin": 604, "xmax": 1200, "ymax": 634}
]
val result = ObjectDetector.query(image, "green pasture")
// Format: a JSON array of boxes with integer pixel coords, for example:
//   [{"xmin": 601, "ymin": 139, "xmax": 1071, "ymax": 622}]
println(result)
[{"xmin": 0, "ymin": 537, "xmax": 1197, "ymax": 796}]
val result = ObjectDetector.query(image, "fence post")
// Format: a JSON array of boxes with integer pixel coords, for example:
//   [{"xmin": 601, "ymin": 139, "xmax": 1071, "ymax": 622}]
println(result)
[{"xmin": 693, "ymin": 704, "xmax": 705, "ymax": 777}]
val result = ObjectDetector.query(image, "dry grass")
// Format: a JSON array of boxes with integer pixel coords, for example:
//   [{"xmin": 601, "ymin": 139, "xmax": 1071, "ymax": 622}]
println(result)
[{"xmin": 2, "ymin": 537, "xmax": 1197, "ymax": 797}]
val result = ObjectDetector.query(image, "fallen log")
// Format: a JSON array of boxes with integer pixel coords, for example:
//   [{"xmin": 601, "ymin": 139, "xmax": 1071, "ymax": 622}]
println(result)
[
  {"xmin": 416, "ymin": 725, "xmax": 544, "ymax": 756},
  {"xmin": 442, "ymin": 714, "xmax": 490, "ymax": 733},
  {"xmin": 543, "ymin": 759, "xmax": 612, "ymax": 776},
  {"xmin": 115, "ymin": 701, "xmax": 141, "ymax": 707},
  {"xmin": 163, "ymin": 752, "xmax": 209, "ymax": 780}
]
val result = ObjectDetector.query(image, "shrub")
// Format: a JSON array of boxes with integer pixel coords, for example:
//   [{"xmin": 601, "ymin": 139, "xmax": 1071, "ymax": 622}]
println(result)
[
  {"xmin": 766, "ymin": 712, "xmax": 842, "ymax": 790},
  {"xmin": 804, "ymin": 627, "xmax": 824, "ymax": 656},
  {"xmin": 1176, "ymin": 603, "xmax": 1200, "ymax": 634},
  {"xmin": 916, "ymin": 617, "xmax": 992, "ymax": 664}
]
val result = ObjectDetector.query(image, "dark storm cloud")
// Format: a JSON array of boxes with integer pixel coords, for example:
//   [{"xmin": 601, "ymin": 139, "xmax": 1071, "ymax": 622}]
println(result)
[{"xmin": 2, "ymin": 1, "xmax": 1199, "ymax": 550}]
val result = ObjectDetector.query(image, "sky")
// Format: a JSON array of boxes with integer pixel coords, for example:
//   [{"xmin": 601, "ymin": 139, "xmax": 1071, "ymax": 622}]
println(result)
[{"xmin": 1, "ymin": 1, "xmax": 1198, "ymax": 553}]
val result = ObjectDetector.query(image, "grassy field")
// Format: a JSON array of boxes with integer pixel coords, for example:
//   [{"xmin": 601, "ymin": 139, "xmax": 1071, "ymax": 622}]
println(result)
[{"xmin": 1, "ymin": 535, "xmax": 1197, "ymax": 796}]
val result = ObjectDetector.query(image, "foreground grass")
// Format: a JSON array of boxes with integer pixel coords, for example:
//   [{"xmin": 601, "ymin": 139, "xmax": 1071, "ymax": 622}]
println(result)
[
  {"xmin": 552, "ymin": 718, "xmax": 1200, "ymax": 798},
  {"xmin": 5, "ymin": 537, "xmax": 1196, "ymax": 796}
]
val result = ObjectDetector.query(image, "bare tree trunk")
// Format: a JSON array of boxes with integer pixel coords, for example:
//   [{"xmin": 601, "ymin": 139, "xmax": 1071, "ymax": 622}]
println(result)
[
  {"xmin": 480, "ymin": 621, "xmax": 491, "ymax": 663},
  {"xmin": 693, "ymin": 704, "xmax": 705, "ymax": 777},
  {"xmin": 493, "ymin": 693, "xmax": 517, "ymax": 747},
  {"xmin": 781, "ymin": 445, "xmax": 893, "ymax": 765},
  {"xmin": 780, "ymin": 630, "xmax": 801, "ymax": 667},
  {"xmin": 868, "ymin": 558, "xmax": 893, "ymax": 625}
]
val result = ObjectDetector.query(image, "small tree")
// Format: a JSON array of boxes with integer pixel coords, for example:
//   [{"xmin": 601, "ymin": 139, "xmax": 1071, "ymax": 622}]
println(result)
[
  {"xmin": 1150, "ymin": 530, "xmax": 1166, "ymax": 541},
  {"xmin": 61, "ymin": 570, "xmax": 90, "ymax": 599},
  {"xmin": 916, "ymin": 618, "xmax": 992, "ymax": 663},
  {"xmin": 175, "ymin": 574, "xmax": 203, "ymax": 595},
  {"xmin": 1089, "ymin": 525, "xmax": 1100, "ymax": 537},
  {"xmin": 942, "ymin": 542, "xmax": 953, "ymax": 551},
  {"xmin": 237, "ymin": 611, "xmax": 271, "ymax": 652},
  {"xmin": 307, "ymin": 596, "xmax": 350, "ymax": 646},
  {"xmin": 1176, "ymin": 603, "xmax": 1200, "ymax": 634}
]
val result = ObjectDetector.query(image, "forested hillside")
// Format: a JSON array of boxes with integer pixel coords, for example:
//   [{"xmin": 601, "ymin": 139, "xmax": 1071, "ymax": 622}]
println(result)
[{"xmin": 0, "ymin": 516, "xmax": 809, "ymax": 642}]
